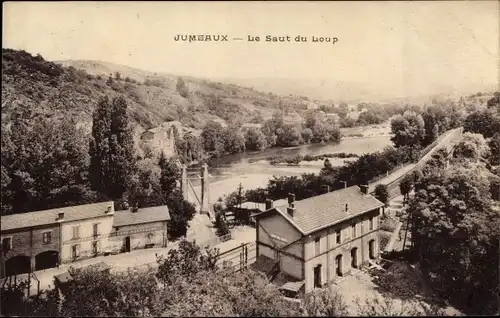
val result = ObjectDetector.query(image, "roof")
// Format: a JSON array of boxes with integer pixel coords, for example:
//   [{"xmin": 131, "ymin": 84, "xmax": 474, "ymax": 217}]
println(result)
[
  {"xmin": 249, "ymin": 255, "xmax": 278, "ymax": 275},
  {"xmin": 1, "ymin": 201, "xmax": 114, "ymax": 232},
  {"xmin": 113, "ymin": 205, "xmax": 171, "ymax": 227},
  {"xmin": 240, "ymin": 199, "xmax": 288, "ymax": 213},
  {"xmin": 257, "ymin": 186, "xmax": 384, "ymax": 235}
]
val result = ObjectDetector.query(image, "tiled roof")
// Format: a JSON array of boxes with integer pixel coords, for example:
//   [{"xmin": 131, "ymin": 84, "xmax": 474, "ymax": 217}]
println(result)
[
  {"xmin": 274, "ymin": 186, "xmax": 384, "ymax": 235},
  {"xmin": 1, "ymin": 201, "xmax": 114, "ymax": 232},
  {"xmin": 273, "ymin": 271, "xmax": 300, "ymax": 287},
  {"xmin": 249, "ymin": 255, "xmax": 278, "ymax": 275},
  {"xmin": 113, "ymin": 205, "xmax": 170, "ymax": 227}
]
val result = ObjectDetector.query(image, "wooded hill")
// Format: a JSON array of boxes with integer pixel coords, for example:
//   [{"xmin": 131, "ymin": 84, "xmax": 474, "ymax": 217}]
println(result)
[{"xmin": 1, "ymin": 48, "xmax": 319, "ymax": 134}]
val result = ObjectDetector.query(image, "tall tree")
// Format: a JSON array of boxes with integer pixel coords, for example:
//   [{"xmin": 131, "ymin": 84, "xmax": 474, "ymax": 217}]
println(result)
[{"xmin": 89, "ymin": 96, "xmax": 136, "ymax": 202}]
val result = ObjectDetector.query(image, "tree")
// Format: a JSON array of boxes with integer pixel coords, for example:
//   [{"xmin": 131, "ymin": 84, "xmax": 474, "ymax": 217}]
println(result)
[
  {"xmin": 399, "ymin": 174, "xmax": 413, "ymax": 204},
  {"xmin": 2, "ymin": 112, "xmax": 94, "ymax": 214},
  {"xmin": 453, "ymin": 132, "xmax": 491, "ymax": 163},
  {"xmin": 302, "ymin": 288, "xmax": 349, "ymax": 316},
  {"xmin": 355, "ymin": 294, "xmax": 448, "ymax": 316},
  {"xmin": 165, "ymin": 190, "xmax": 197, "ymax": 239},
  {"xmin": 374, "ymin": 184, "xmax": 389, "ymax": 207},
  {"xmin": 158, "ymin": 152, "xmax": 180, "ymax": 197},
  {"xmin": 221, "ymin": 128, "xmax": 245, "ymax": 154},
  {"xmin": 89, "ymin": 96, "xmax": 136, "ymax": 202},
  {"xmin": 244, "ymin": 128, "xmax": 268, "ymax": 151},
  {"xmin": 201, "ymin": 120, "xmax": 225, "ymax": 156},
  {"xmin": 408, "ymin": 163, "xmax": 500, "ymax": 315},
  {"xmin": 390, "ymin": 111, "xmax": 426, "ymax": 149},
  {"xmin": 488, "ymin": 133, "xmax": 500, "ymax": 166},
  {"xmin": 464, "ymin": 109, "xmax": 500, "ymax": 138}
]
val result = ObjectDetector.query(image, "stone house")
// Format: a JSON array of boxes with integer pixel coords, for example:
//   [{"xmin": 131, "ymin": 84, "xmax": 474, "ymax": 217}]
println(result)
[
  {"xmin": 0, "ymin": 202, "xmax": 170, "ymax": 278},
  {"xmin": 251, "ymin": 185, "xmax": 384, "ymax": 294}
]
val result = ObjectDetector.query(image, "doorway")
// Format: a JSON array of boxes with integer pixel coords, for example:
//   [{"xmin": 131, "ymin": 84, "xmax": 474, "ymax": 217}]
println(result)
[
  {"xmin": 313, "ymin": 264, "xmax": 322, "ymax": 288},
  {"xmin": 124, "ymin": 236, "xmax": 131, "ymax": 252},
  {"xmin": 335, "ymin": 254, "xmax": 343, "ymax": 277},
  {"xmin": 351, "ymin": 247, "xmax": 358, "ymax": 268},
  {"xmin": 369, "ymin": 240, "xmax": 376, "ymax": 259},
  {"xmin": 35, "ymin": 251, "xmax": 59, "ymax": 271},
  {"xmin": 5, "ymin": 255, "xmax": 31, "ymax": 277}
]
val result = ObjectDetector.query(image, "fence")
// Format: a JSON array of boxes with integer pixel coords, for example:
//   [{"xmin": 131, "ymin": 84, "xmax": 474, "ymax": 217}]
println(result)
[
  {"xmin": 216, "ymin": 242, "xmax": 257, "ymax": 273},
  {"xmin": 0, "ymin": 271, "xmax": 41, "ymax": 297}
]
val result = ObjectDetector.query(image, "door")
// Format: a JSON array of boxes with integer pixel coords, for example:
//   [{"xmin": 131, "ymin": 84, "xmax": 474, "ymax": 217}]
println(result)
[
  {"xmin": 336, "ymin": 254, "xmax": 343, "ymax": 277},
  {"xmin": 125, "ymin": 236, "xmax": 131, "ymax": 252},
  {"xmin": 314, "ymin": 265, "xmax": 322, "ymax": 288},
  {"xmin": 369, "ymin": 240, "xmax": 375, "ymax": 259},
  {"xmin": 351, "ymin": 247, "xmax": 358, "ymax": 268}
]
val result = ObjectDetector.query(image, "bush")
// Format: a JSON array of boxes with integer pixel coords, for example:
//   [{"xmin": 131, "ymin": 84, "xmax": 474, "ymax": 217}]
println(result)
[{"xmin": 379, "ymin": 232, "xmax": 392, "ymax": 251}]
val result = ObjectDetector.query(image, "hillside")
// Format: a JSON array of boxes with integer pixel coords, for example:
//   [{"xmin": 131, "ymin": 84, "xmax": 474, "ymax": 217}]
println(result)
[{"xmin": 1, "ymin": 49, "xmax": 317, "ymax": 135}]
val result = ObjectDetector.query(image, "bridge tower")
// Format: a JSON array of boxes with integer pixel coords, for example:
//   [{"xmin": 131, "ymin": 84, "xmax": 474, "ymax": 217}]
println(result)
[
  {"xmin": 181, "ymin": 164, "xmax": 188, "ymax": 202},
  {"xmin": 200, "ymin": 163, "xmax": 210, "ymax": 215}
]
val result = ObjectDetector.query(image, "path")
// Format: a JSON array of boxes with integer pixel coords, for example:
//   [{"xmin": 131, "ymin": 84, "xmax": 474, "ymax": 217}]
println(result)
[{"xmin": 369, "ymin": 128, "xmax": 463, "ymax": 199}]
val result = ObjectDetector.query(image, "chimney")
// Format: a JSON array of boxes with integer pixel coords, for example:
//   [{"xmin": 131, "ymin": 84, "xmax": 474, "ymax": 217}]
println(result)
[
  {"xmin": 57, "ymin": 212, "xmax": 64, "ymax": 221},
  {"xmin": 287, "ymin": 204, "xmax": 295, "ymax": 218},
  {"xmin": 360, "ymin": 185, "xmax": 369, "ymax": 195},
  {"xmin": 106, "ymin": 205, "xmax": 113, "ymax": 214},
  {"xmin": 287, "ymin": 193, "xmax": 295, "ymax": 206},
  {"xmin": 345, "ymin": 203, "xmax": 349, "ymax": 213},
  {"xmin": 265, "ymin": 199, "xmax": 273, "ymax": 210}
]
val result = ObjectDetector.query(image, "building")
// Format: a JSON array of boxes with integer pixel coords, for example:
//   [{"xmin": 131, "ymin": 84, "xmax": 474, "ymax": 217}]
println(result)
[
  {"xmin": 108, "ymin": 205, "xmax": 170, "ymax": 253},
  {"xmin": 251, "ymin": 185, "xmax": 384, "ymax": 294},
  {"xmin": 58, "ymin": 202, "xmax": 116, "ymax": 264},
  {"xmin": 0, "ymin": 213, "xmax": 61, "ymax": 277},
  {"xmin": 140, "ymin": 121, "xmax": 180, "ymax": 157},
  {"xmin": 0, "ymin": 202, "xmax": 171, "ymax": 278}
]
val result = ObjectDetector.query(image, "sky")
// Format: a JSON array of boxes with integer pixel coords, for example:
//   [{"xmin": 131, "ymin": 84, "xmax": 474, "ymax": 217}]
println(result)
[{"xmin": 2, "ymin": 1, "xmax": 499, "ymax": 98}]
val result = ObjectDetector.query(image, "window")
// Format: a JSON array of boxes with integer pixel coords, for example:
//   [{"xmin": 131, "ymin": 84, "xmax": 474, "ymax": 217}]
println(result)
[
  {"xmin": 314, "ymin": 237, "xmax": 320, "ymax": 255},
  {"xmin": 71, "ymin": 244, "xmax": 80, "ymax": 259},
  {"xmin": 92, "ymin": 241, "xmax": 98, "ymax": 255},
  {"xmin": 147, "ymin": 233, "xmax": 154, "ymax": 245},
  {"xmin": 93, "ymin": 223, "xmax": 99, "ymax": 236},
  {"xmin": 352, "ymin": 224, "xmax": 356, "ymax": 238},
  {"xmin": 72, "ymin": 226, "xmax": 80, "ymax": 239},
  {"xmin": 42, "ymin": 231, "xmax": 52, "ymax": 244},
  {"xmin": 336, "ymin": 231, "xmax": 341, "ymax": 244},
  {"xmin": 369, "ymin": 217, "xmax": 374, "ymax": 230},
  {"xmin": 2, "ymin": 237, "xmax": 12, "ymax": 253}
]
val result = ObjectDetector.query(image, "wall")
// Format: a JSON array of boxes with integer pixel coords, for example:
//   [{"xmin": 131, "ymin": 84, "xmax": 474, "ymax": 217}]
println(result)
[
  {"xmin": 0, "ymin": 223, "xmax": 61, "ymax": 277},
  {"xmin": 257, "ymin": 212, "xmax": 302, "ymax": 253},
  {"xmin": 303, "ymin": 208, "xmax": 381, "ymax": 293},
  {"xmin": 108, "ymin": 221, "xmax": 167, "ymax": 253},
  {"xmin": 256, "ymin": 211, "xmax": 305, "ymax": 280},
  {"xmin": 60, "ymin": 214, "xmax": 115, "ymax": 263}
]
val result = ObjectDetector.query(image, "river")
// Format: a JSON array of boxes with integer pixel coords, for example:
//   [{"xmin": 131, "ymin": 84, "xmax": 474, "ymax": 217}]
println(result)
[{"xmin": 189, "ymin": 135, "xmax": 392, "ymax": 201}]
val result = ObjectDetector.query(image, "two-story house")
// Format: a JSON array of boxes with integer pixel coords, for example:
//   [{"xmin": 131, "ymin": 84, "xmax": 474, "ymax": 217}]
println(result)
[
  {"xmin": 59, "ymin": 201, "xmax": 116, "ymax": 263},
  {"xmin": 252, "ymin": 185, "xmax": 384, "ymax": 294}
]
